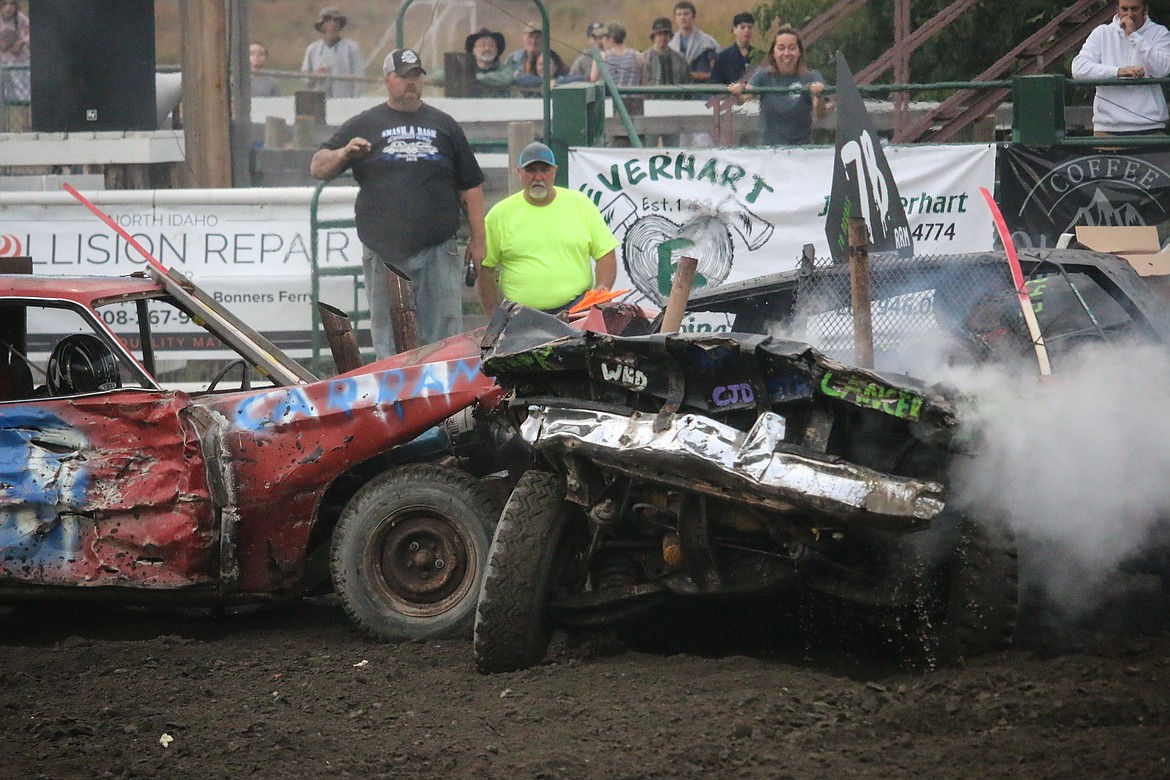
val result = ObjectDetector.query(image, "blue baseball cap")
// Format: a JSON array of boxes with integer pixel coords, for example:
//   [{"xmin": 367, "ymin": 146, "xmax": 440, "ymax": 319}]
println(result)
[{"xmin": 517, "ymin": 142, "xmax": 556, "ymax": 169}]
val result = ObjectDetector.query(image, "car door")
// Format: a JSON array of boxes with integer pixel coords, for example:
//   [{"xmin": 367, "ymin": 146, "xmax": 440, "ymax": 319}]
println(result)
[{"xmin": 0, "ymin": 300, "xmax": 218, "ymax": 589}]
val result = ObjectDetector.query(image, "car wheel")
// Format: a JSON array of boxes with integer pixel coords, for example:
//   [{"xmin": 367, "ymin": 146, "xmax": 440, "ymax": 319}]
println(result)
[
  {"xmin": 930, "ymin": 515, "xmax": 1019, "ymax": 662},
  {"xmin": 330, "ymin": 464, "xmax": 499, "ymax": 642},
  {"xmin": 474, "ymin": 470, "xmax": 574, "ymax": 674}
]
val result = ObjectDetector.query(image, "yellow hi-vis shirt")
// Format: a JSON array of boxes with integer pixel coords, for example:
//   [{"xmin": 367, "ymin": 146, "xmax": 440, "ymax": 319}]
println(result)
[{"xmin": 483, "ymin": 187, "xmax": 619, "ymax": 310}]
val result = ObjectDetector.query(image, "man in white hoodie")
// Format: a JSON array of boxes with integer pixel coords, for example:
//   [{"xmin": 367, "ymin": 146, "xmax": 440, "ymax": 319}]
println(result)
[{"xmin": 1072, "ymin": 0, "xmax": 1170, "ymax": 135}]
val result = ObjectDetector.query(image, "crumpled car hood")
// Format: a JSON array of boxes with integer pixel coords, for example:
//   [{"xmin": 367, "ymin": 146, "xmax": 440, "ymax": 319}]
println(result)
[{"xmin": 482, "ymin": 305, "xmax": 963, "ymax": 530}]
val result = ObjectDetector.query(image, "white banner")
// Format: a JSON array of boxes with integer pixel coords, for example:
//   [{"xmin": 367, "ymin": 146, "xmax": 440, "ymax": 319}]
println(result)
[
  {"xmin": 568, "ymin": 144, "xmax": 997, "ymax": 307},
  {"xmin": 0, "ymin": 187, "xmax": 361, "ymax": 359}
]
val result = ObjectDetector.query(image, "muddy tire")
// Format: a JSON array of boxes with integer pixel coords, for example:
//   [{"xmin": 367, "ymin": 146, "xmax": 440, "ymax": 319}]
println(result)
[
  {"xmin": 330, "ymin": 464, "xmax": 499, "ymax": 642},
  {"xmin": 931, "ymin": 516, "xmax": 1019, "ymax": 662},
  {"xmin": 474, "ymin": 470, "xmax": 572, "ymax": 674}
]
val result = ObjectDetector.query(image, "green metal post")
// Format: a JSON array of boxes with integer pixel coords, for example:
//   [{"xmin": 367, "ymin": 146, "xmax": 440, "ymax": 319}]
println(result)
[
  {"xmin": 1013, "ymin": 75, "xmax": 1065, "ymax": 145},
  {"xmin": 550, "ymin": 83, "xmax": 605, "ymax": 187},
  {"xmin": 309, "ymin": 177, "xmax": 368, "ymax": 375},
  {"xmin": 589, "ymin": 47, "xmax": 644, "ymax": 150}
]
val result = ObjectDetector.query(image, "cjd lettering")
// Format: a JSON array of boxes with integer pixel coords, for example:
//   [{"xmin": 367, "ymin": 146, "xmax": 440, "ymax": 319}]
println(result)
[{"xmin": 712, "ymin": 383, "xmax": 755, "ymax": 407}]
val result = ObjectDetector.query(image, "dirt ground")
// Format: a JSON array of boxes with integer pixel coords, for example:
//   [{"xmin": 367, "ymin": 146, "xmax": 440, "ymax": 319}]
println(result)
[{"xmin": 3, "ymin": 576, "xmax": 1169, "ymax": 780}]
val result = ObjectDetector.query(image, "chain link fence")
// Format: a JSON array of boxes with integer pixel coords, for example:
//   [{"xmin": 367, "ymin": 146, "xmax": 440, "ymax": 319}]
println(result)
[{"xmin": 789, "ymin": 251, "xmax": 1029, "ymax": 373}]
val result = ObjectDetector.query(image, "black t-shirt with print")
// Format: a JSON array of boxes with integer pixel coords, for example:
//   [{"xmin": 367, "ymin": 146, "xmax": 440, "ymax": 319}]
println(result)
[{"xmin": 321, "ymin": 102, "xmax": 485, "ymax": 267}]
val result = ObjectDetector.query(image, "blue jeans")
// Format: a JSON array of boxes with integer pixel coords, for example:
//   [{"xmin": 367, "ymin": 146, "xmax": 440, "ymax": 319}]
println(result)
[
  {"xmin": 362, "ymin": 238, "xmax": 462, "ymax": 358},
  {"xmin": 540, "ymin": 290, "xmax": 586, "ymax": 315}
]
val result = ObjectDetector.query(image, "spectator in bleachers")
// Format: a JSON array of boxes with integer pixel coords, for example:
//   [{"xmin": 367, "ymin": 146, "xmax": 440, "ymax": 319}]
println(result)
[
  {"xmin": 670, "ymin": 2, "xmax": 719, "ymax": 145},
  {"xmin": 643, "ymin": 17, "xmax": 690, "ymax": 88},
  {"xmin": 508, "ymin": 24, "xmax": 567, "ymax": 95},
  {"xmin": 0, "ymin": 0, "xmax": 30, "ymax": 103},
  {"xmin": 669, "ymin": 2, "xmax": 718, "ymax": 85},
  {"xmin": 1072, "ymin": 0, "xmax": 1170, "ymax": 135},
  {"xmin": 250, "ymin": 42, "xmax": 282, "ymax": 97},
  {"xmin": 728, "ymin": 25, "xmax": 828, "ymax": 146},
  {"xmin": 504, "ymin": 24, "xmax": 541, "ymax": 79},
  {"xmin": 569, "ymin": 22, "xmax": 608, "ymax": 81},
  {"xmin": 536, "ymin": 49, "xmax": 581, "ymax": 86},
  {"xmin": 711, "ymin": 12, "xmax": 756, "ymax": 86},
  {"xmin": 590, "ymin": 23, "xmax": 644, "ymax": 87},
  {"xmin": 643, "ymin": 17, "xmax": 691, "ymax": 146},
  {"xmin": 464, "ymin": 28, "xmax": 512, "ymax": 97},
  {"xmin": 301, "ymin": 6, "xmax": 365, "ymax": 99}
]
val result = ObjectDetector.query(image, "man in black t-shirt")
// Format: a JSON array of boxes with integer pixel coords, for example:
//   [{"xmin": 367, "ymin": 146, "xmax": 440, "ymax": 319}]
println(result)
[
  {"xmin": 711, "ymin": 12, "xmax": 756, "ymax": 86},
  {"xmin": 311, "ymin": 48, "xmax": 486, "ymax": 358}
]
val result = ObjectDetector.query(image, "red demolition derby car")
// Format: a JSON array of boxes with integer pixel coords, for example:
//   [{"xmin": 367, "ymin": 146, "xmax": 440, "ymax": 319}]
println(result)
[{"xmin": 0, "ymin": 258, "xmax": 521, "ymax": 641}]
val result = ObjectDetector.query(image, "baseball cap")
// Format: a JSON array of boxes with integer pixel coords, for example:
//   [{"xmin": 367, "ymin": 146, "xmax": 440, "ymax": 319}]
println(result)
[
  {"xmin": 586, "ymin": 21, "xmax": 606, "ymax": 38},
  {"xmin": 383, "ymin": 48, "xmax": 426, "ymax": 76},
  {"xmin": 517, "ymin": 142, "xmax": 556, "ymax": 169}
]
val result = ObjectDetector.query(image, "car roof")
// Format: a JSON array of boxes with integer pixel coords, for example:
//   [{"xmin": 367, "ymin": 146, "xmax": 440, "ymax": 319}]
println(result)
[
  {"xmin": 687, "ymin": 248, "xmax": 1170, "ymax": 346},
  {"xmin": 0, "ymin": 273, "xmax": 164, "ymax": 305}
]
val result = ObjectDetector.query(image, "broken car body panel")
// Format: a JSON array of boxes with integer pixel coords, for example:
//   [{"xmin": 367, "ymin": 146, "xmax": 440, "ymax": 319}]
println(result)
[
  {"xmin": 519, "ymin": 406, "xmax": 946, "ymax": 526},
  {"xmin": 484, "ymin": 317, "xmax": 959, "ymax": 533},
  {"xmin": 196, "ymin": 343, "xmax": 494, "ymax": 591},
  {"xmin": 0, "ymin": 395, "xmax": 216, "ymax": 586}
]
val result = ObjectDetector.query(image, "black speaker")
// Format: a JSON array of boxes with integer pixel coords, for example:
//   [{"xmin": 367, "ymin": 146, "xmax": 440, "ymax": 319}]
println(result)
[{"xmin": 29, "ymin": 0, "xmax": 156, "ymax": 132}]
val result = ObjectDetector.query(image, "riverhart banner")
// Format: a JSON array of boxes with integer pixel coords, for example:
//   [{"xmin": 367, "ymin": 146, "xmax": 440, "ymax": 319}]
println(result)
[
  {"xmin": 568, "ymin": 144, "xmax": 995, "ymax": 308},
  {"xmin": 998, "ymin": 144, "xmax": 1170, "ymax": 251}
]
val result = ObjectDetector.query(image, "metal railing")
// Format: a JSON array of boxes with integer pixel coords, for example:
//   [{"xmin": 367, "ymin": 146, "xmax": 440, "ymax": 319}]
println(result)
[{"xmin": 583, "ymin": 73, "xmax": 1170, "ymax": 147}]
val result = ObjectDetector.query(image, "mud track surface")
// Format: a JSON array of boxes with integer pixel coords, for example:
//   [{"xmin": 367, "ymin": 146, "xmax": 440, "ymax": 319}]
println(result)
[{"xmin": 3, "ymin": 580, "xmax": 1169, "ymax": 780}]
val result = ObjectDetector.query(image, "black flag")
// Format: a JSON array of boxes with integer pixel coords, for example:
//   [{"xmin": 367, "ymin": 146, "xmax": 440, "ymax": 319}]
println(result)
[{"xmin": 824, "ymin": 51, "xmax": 912, "ymax": 262}]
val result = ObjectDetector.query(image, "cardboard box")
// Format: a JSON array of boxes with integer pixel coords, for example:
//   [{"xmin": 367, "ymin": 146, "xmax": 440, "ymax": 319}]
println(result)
[{"xmin": 1075, "ymin": 225, "xmax": 1170, "ymax": 277}]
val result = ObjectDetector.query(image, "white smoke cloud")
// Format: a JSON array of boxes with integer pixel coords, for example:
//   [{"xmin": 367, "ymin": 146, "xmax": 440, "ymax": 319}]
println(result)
[
  {"xmin": 944, "ymin": 341, "xmax": 1170, "ymax": 615},
  {"xmin": 765, "ymin": 288, "xmax": 1169, "ymax": 616}
]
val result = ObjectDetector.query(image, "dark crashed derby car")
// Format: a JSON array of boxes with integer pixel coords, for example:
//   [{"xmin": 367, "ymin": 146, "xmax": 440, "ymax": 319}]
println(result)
[
  {"xmin": 472, "ymin": 248, "xmax": 1170, "ymax": 673},
  {"xmin": 0, "ymin": 265, "xmax": 515, "ymax": 641}
]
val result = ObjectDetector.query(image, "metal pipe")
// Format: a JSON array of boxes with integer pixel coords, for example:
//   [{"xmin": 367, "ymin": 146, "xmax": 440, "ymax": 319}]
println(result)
[{"xmin": 317, "ymin": 302, "xmax": 364, "ymax": 374}]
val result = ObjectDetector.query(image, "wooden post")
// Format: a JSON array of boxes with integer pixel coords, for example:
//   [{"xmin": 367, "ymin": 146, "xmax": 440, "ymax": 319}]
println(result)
[
  {"xmin": 292, "ymin": 116, "xmax": 317, "ymax": 148},
  {"xmin": 228, "ymin": 1, "xmax": 251, "ymax": 188},
  {"xmin": 444, "ymin": 52, "xmax": 476, "ymax": 97},
  {"xmin": 507, "ymin": 121, "xmax": 536, "ymax": 194},
  {"xmin": 179, "ymin": 0, "xmax": 232, "ymax": 188},
  {"xmin": 294, "ymin": 90, "xmax": 327, "ymax": 124},
  {"xmin": 264, "ymin": 116, "xmax": 289, "ymax": 149},
  {"xmin": 709, "ymin": 94, "xmax": 736, "ymax": 147},
  {"xmin": 848, "ymin": 218, "xmax": 874, "ymax": 369},
  {"xmin": 317, "ymin": 302, "xmax": 365, "ymax": 374},
  {"xmin": 386, "ymin": 274, "xmax": 421, "ymax": 353},
  {"xmin": 659, "ymin": 256, "xmax": 699, "ymax": 333}
]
